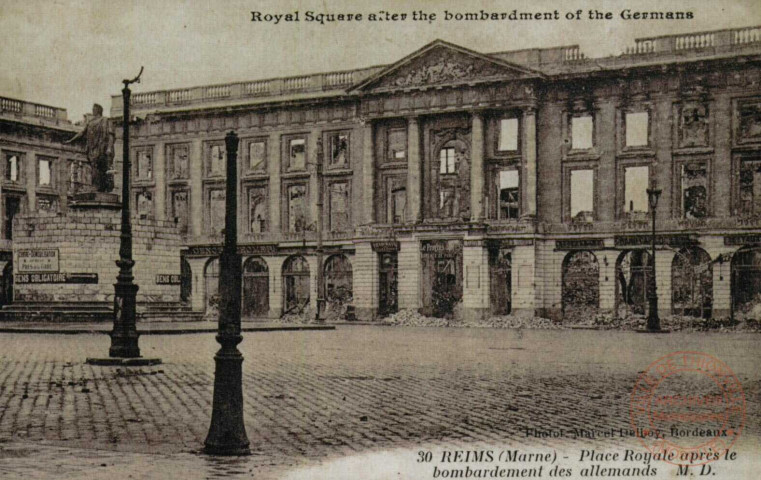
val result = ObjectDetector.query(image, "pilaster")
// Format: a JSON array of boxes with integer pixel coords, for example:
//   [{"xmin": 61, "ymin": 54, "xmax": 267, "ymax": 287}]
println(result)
[
  {"xmin": 470, "ymin": 113, "xmax": 485, "ymax": 220},
  {"xmin": 407, "ymin": 117, "xmax": 421, "ymax": 223}
]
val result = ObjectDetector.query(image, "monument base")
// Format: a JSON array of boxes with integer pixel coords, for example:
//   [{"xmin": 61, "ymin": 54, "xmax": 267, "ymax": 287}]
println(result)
[{"xmin": 70, "ymin": 192, "xmax": 121, "ymax": 210}]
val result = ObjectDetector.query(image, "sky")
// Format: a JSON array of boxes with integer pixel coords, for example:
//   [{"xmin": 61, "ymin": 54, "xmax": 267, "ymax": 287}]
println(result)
[{"xmin": 1, "ymin": 0, "xmax": 759, "ymax": 122}]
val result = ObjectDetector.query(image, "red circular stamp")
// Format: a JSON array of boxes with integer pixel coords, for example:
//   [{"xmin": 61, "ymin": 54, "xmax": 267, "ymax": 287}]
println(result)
[{"xmin": 630, "ymin": 351, "xmax": 746, "ymax": 467}]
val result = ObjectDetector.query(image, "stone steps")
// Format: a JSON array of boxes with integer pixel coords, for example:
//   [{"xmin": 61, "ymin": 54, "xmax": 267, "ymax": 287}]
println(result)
[{"xmin": 0, "ymin": 302, "xmax": 203, "ymax": 322}]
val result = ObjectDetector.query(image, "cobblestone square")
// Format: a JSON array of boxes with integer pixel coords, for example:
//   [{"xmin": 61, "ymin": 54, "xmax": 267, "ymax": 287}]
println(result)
[{"xmin": 0, "ymin": 326, "xmax": 759, "ymax": 478}]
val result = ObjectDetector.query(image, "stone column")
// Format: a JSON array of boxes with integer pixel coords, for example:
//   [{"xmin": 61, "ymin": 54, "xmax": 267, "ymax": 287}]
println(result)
[
  {"xmin": 263, "ymin": 255, "xmax": 285, "ymax": 319},
  {"xmin": 407, "ymin": 117, "xmax": 421, "ymax": 223},
  {"xmin": 190, "ymin": 139, "xmax": 203, "ymax": 238},
  {"xmin": 523, "ymin": 108, "xmax": 537, "ymax": 217},
  {"xmin": 398, "ymin": 238, "xmax": 421, "ymax": 310},
  {"xmin": 362, "ymin": 123, "xmax": 375, "ymax": 224},
  {"xmin": 154, "ymin": 142, "xmax": 166, "ymax": 221},
  {"xmin": 26, "ymin": 151, "xmax": 36, "ymax": 212},
  {"xmin": 353, "ymin": 242, "xmax": 378, "ymax": 320},
  {"xmin": 470, "ymin": 112, "xmax": 485, "ymax": 221},
  {"xmin": 268, "ymin": 133, "xmax": 281, "ymax": 233},
  {"xmin": 309, "ymin": 129, "xmax": 322, "ymax": 228},
  {"xmin": 462, "ymin": 240, "xmax": 490, "ymax": 321}
]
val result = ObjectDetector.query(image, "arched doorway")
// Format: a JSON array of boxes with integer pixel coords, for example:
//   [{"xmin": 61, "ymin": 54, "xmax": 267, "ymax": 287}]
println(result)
[
  {"xmin": 616, "ymin": 250, "xmax": 653, "ymax": 318},
  {"xmin": 180, "ymin": 257, "xmax": 192, "ymax": 304},
  {"xmin": 672, "ymin": 247, "xmax": 713, "ymax": 318},
  {"xmin": 203, "ymin": 257, "xmax": 219, "ymax": 312},
  {"xmin": 731, "ymin": 246, "xmax": 761, "ymax": 319},
  {"xmin": 0, "ymin": 261, "xmax": 12, "ymax": 307},
  {"xmin": 489, "ymin": 247, "xmax": 512, "ymax": 315},
  {"xmin": 324, "ymin": 254, "xmax": 353, "ymax": 318},
  {"xmin": 283, "ymin": 255, "xmax": 310, "ymax": 314},
  {"xmin": 562, "ymin": 250, "xmax": 599, "ymax": 320},
  {"xmin": 242, "ymin": 257, "xmax": 269, "ymax": 318}
]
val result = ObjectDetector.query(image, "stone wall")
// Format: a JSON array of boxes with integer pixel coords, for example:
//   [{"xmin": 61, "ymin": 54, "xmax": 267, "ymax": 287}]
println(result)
[{"xmin": 12, "ymin": 208, "xmax": 182, "ymax": 304}]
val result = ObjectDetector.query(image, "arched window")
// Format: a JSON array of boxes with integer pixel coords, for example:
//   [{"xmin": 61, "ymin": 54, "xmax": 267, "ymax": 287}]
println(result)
[
  {"xmin": 324, "ymin": 255, "xmax": 353, "ymax": 304},
  {"xmin": 562, "ymin": 250, "xmax": 599, "ymax": 320},
  {"xmin": 283, "ymin": 256, "xmax": 310, "ymax": 313},
  {"xmin": 672, "ymin": 247, "xmax": 713, "ymax": 318},
  {"xmin": 243, "ymin": 257, "xmax": 269, "ymax": 318},
  {"xmin": 616, "ymin": 250, "xmax": 653, "ymax": 318},
  {"xmin": 203, "ymin": 257, "xmax": 219, "ymax": 312}
]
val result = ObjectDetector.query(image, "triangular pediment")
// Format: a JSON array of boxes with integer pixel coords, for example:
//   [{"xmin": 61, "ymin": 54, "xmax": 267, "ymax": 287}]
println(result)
[{"xmin": 351, "ymin": 40, "xmax": 542, "ymax": 92}]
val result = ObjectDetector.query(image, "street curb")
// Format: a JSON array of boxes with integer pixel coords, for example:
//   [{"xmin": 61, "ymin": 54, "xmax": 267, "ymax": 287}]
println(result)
[{"xmin": 0, "ymin": 325, "xmax": 336, "ymax": 335}]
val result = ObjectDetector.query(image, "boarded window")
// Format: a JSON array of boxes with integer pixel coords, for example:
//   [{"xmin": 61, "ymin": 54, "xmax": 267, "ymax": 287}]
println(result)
[
  {"xmin": 288, "ymin": 138, "xmax": 306, "ymax": 171},
  {"xmin": 498, "ymin": 170, "xmax": 519, "ymax": 219},
  {"xmin": 170, "ymin": 190, "xmax": 189, "ymax": 234},
  {"xmin": 572, "ymin": 115, "xmax": 594, "ymax": 149},
  {"xmin": 624, "ymin": 166, "xmax": 649, "ymax": 214},
  {"xmin": 681, "ymin": 163, "xmax": 707, "ymax": 219},
  {"xmin": 208, "ymin": 144, "xmax": 225, "ymax": 176},
  {"xmin": 248, "ymin": 141, "xmax": 266, "ymax": 172},
  {"xmin": 625, "ymin": 111, "xmax": 649, "ymax": 147},
  {"xmin": 329, "ymin": 133, "xmax": 349, "ymax": 168},
  {"xmin": 38, "ymin": 158, "xmax": 52, "ymax": 186},
  {"xmin": 570, "ymin": 169, "xmax": 594, "ymax": 219},
  {"xmin": 739, "ymin": 158, "xmax": 761, "ymax": 217},
  {"xmin": 209, "ymin": 189, "xmax": 225, "ymax": 234},
  {"xmin": 498, "ymin": 118, "xmax": 519, "ymax": 151},
  {"xmin": 248, "ymin": 187, "xmax": 267, "ymax": 233},
  {"xmin": 387, "ymin": 128, "xmax": 406, "ymax": 161},
  {"xmin": 287, "ymin": 184, "xmax": 307, "ymax": 232},
  {"xmin": 329, "ymin": 182, "xmax": 349, "ymax": 232}
]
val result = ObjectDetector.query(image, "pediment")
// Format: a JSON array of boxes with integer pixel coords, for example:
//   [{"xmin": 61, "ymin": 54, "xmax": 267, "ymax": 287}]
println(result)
[{"xmin": 351, "ymin": 40, "xmax": 542, "ymax": 92}]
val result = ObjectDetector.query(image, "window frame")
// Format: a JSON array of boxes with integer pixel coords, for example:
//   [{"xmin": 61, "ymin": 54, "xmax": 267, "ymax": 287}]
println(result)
[
  {"xmin": 325, "ymin": 131, "xmax": 351, "ymax": 170},
  {"xmin": 36, "ymin": 155, "xmax": 55, "ymax": 188},
  {"xmin": 563, "ymin": 163, "xmax": 598, "ymax": 223},
  {"xmin": 133, "ymin": 146, "xmax": 155, "ymax": 183},
  {"xmin": 282, "ymin": 134, "xmax": 308, "ymax": 173},
  {"xmin": 493, "ymin": 166, "xmax": 521, "ymax": 221},
  {"xmin": 242, "ymin": 137, "xmax": 268, "ymax": 176},
  {"xmin": 617, "ymin": 160, "xmax": 653, "ymax": 219},
  {"xmin": 672, "ymin": 157, "xmax": 711, "ymax": 219}
]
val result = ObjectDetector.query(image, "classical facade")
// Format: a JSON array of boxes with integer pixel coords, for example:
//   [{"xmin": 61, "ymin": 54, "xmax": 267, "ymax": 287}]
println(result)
[
  {"xmin": 0, "ymin": 97, "xmax": 86, "ymax": 308},
  {"xmin": 106, "ymin": 26, "xmax": 761, "ymax": 322}
]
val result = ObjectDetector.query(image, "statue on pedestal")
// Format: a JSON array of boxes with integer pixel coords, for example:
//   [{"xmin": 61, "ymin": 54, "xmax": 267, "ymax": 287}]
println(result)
[{"xmin": 66, "ymin": 104, "xmax": 115, "ymax": 193}]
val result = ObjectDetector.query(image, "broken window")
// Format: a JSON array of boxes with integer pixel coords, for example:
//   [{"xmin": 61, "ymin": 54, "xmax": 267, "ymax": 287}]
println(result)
[
  {"xmin": 498, "ymin": 118, "xmax": 519, "ymax": 152},
  {"xmin": 387, "ymin": 128, "xmax": 406, "ymax": 161},
  {"xmin": 732, "ymin": 246, "xmax": 761, "ymax": 319},
  {"xmin": 616, "ymin": 250, "xmax": 653, "ymax": 317},
  {"xmin": 562, "ymin": 250, "xmax": 600, "ymax": 320},
  {"xmin": 571, "ymin": 115, "xmax": 594, "ymax": 150},
  {"xmin": 136, "ymin": 190, "xmax": 153, "ymax": 219},
  {"xmin": 283, "ymin": 255, "xmax": 310, "ymax": 313},
  {"xmin": 497, "ymin": 170, "xmax": 519, "ymax": 220},
  {"xmin": 170, "ymin": 190, "xmax": 189, "ymax": 234},
  {"xmin": 208, "ymin": 144, "xmax": 225, "ymax": 177},
  {"xmin": 5, "ymin": 154, "xmax": 20, "ymax": 183},
  {"xmin": 204, "ymin": 258, "xmax": 220, "ymax": 312},
  {"xmin": 672, "ymin": 247, "xmax": 713, "ymax": 318},
  {"xmin": 329, "ymin": 182, "xmax": 349, "ymax": 232},
  {"xmin": 328, "ymin": 133, "xmax": 349, "ymax": 168},
  {"xmin": 739, "ymin": 158, "xmax": 761, "ymax": 217},
  {"xmin": 38, "ymin": 158, "xmax": 52, "ymax": 186},
  {"xmin": 324, "ymin": 254, "xmax": 353, "ymax": 318},
  {"xmin": 387, "ymin": 177, "xmax": 406, "ymax": 224},
  {"xmin": 679, "ymin": 103, "xmax": 709, "ymax": 148},
  {"xmin": 208, "ymin": 189, "xmax": 225, "ymax": 235},
  {"xmin": 169, "ymin": 144, "xmax": 189, "ymax": 179},
  {"xmin": 624, "ymin": 165, "xmax": 649, "ymax": 215},
  {"xmin": 570, "ymin": 169, "xmax": 594, "ymax": 221},
  {"xmin": 738, "ymin": 101, "xmax": 761, "ymax": 142},
  {"xmin": 681, "ymin": 163, "xmax": 708, "ymax": 219},
  {"xmin": 625, "ymin": 111, "xmax": 649, "ymax": 147},
  {"xmin": 248, "ymin": 141, "xmax": 266, "ymax": 172},
  {"xmin": 436, "ymin": 140, "xmax": 470, "ymax": 220},
  {"xmin": 248, "ymin": 187, "xmax": 267, "ymax": 233},
  {"xmin": 287, "ymin": 184, "xmax": 307, "ymax": 232},
  {"xmin": 136, "ymin": 150, "xmax": 153, "ymax": 180},
  {"xmin": 288, "ymin": 138, "xmax": 306, "ymax": 171}
]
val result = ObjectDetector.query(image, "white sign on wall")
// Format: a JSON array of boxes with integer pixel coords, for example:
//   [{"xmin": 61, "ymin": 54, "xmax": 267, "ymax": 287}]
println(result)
[{"xmin": 16, "ymin": 249, "xmax": 60, "ymax": 273}]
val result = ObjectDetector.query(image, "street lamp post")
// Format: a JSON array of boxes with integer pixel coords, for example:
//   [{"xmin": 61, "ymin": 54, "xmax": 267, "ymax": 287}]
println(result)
[
  {"xmin": 204, "ymin": 131, "xmax": 250, "ymax": 456},
  {"xmin": 646, "ymin": 186, "xmax": 662, "ymax": 332},
  {"xmin": 110, "ymin": 67, "xmax": 144, "ymax": 359}
]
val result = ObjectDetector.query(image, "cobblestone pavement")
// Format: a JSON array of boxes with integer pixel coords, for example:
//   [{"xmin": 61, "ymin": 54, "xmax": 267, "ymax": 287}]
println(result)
[{"xmin": 0, "ymin": 327, "xmax": 759, "ymax": 478}]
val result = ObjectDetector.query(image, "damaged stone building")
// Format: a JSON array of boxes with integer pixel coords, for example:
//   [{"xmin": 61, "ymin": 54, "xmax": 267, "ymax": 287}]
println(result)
[{"xmin": 86, "ymin": 25, "xmax": 761, "ymax": 321}]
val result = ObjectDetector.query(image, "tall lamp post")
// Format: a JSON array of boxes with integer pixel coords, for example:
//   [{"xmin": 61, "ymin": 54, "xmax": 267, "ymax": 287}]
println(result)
[
  {"xmin": 646, "ymin": 186, "xmax": 662, "ymax": 332},
  {"xmin": 204, "ymin": 131, "xmax": 250, "ymax": 455},
  {"xmin": 110, "ymin": 67, "xmax": 144, "ymax": 359}
]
